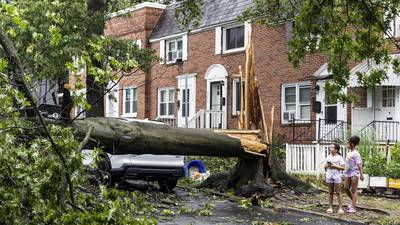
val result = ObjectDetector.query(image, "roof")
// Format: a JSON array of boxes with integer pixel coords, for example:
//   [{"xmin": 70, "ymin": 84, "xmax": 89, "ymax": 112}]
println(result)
[
  {"xmin": 107, "ymin": 2, "xmax": 166, "ymax": 19},
  {"xmin": 150, "ymin": 0, "xmax": 253, "ymax": 40}
]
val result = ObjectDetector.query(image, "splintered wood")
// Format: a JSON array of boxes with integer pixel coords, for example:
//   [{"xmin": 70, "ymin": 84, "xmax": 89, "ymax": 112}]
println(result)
[{"xmin": 214, "ymin": 130, "xmax": 267, "ymax": 156}]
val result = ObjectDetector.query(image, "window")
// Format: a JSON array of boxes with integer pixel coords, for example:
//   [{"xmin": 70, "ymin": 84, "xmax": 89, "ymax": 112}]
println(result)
[
  {"xmin": 382, "ymin": 86, "xmax": 396, "ymax": 107},
  {"xmin": 158, "ymin": 88, "xmax": 175, "ymax": 117},
  {"xmin": 325, "ymin": 94, "xmax": 337, "ymax": 124},
  {"xmin": 181, "ymin": 89, "xmax": 190, "ymax": 117},
  {"xmin": 166, "ymin": 38, "xmax": 183, "ymax": 63},
  {"xmin": 282, "ymin": 83, "xmax": 311, "ymax": 123},
  {"xmin": 74, "ymin": 88, "xmax": 86, "ymax": 119},
  {"xmin": 223, "ymin": 25, "xmax": 245, "ymax": 52},
  {"xmin": 232, "ymin": 78, "xmax": 241, "ymax": 115},
  {"xmin": 123, "ymin": 87, "xmax": 137, "ymax": 116}
]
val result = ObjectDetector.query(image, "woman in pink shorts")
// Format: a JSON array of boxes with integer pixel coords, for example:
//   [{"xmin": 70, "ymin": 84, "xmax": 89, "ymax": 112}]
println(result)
[
  {"xmin": 344, "ymin": 136, "xmax": 364, "ymax": 213},
  {"xmin": 324, "ymin": 143, "xmax": 345, "ymax": 214}
]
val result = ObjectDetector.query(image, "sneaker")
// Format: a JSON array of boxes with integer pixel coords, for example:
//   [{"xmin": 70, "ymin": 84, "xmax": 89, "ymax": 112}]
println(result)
[
  {"xmin": 346, "ymin": 207, "xmax": 356, "ymax": 214},
  {"xmin": 338, "ymin": 209, "xmax": 344, "ymax": 214},
  {"xmin": 326, "ymin": 208, "xmax": 333, "ymax": 214},
  {"xmin": 347, "ymin": 202, "xmax": 353, "ymax": 210}
]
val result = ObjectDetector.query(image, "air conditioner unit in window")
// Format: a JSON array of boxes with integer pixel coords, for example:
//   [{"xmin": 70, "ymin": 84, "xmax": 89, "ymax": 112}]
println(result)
[{"xmin": 283, "ymin": 112, "xmax": 295, "ymax": 121}]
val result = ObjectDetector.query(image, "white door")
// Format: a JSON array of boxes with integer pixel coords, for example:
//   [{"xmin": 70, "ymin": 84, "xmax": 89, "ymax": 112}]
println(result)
[
  {"xmin": 209, "ymin": 81, "xmax": 224, "ymax": 129},
  {"xmin": 315, "ymin": 80, "xmax": 347, "ymax": 141},
  {"xmin": 177, "ymin": 75, "xmax": 196, "ymax": 127},
  {"xmin": 105, "ymin": 83, "xmax": 119, "ymax": 117},
  {"xmin": 374, "ymin": 86, "xmax": 397, "ymax": 141}
]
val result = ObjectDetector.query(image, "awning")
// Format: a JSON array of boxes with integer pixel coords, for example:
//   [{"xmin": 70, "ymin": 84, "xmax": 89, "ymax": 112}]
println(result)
[{"xmin": 349, "ymin": 54, "xmax": 400, "ymax": 87}]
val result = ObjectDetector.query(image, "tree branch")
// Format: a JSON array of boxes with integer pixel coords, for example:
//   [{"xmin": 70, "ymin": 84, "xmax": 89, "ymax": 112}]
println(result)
[
  {"xmin": 77, "ymin": 126, "xmax": 94, "ymax": 152},
  {"xmin": 0, "ymin": 28, "xmax": 78, "ymax": 206}
]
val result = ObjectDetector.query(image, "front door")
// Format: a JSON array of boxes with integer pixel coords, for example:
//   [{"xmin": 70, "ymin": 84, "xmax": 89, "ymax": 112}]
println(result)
[
  {"xmin": 177, "ymin": 75, "xmax": 196, "ymax": 127},
  {"xmin": 375, "ymin": 86, "xmax": 397, "ymax": 141},
  {"xmin": 209, "ymin": 81, "xmax": 224, "ymax": 129}
]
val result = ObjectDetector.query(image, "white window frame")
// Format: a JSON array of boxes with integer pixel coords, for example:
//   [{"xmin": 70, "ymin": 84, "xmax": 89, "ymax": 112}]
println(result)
[
  {"xmin": 105, "ymin": 82, "xmax": 119, "ymax": 118},
  {"xmin": 232, "ymin": 78, "xmax": 241, "ymax": 115},
  {"xmin": 157, "ymin": 87, "xmax": 175, "ymax": 118},
  {"xmin": 74, "ymin": 88, "xmax": 86, "ymax": 119},
  {"xmin": 165, "ymin": 38, "xmax": 183, "ymax": 63},
  {"xmin": 281, "ymin": 82, "xmax": 311, "ymax": 124},
  {"xmin": 122, "ymin": 86, "xmax": 137, "ymax": 118},
  {"xmin": 222, "ymin": 24, "xmax": 246, "ymax": 54}
]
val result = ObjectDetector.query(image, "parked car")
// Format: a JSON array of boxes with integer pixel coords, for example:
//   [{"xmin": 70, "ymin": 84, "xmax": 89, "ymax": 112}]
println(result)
[{"xmin": 82, "ymin": 118, "xmax": 185, "ymax": 191}]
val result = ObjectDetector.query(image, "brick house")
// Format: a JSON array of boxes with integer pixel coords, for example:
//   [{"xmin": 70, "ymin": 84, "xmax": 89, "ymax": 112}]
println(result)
[{"xmin": 99, "ymin": 1, "xmax": 400, "ymax": 144}]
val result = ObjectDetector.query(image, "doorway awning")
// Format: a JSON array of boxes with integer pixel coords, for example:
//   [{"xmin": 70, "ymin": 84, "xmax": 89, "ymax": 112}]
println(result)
[{"xmin": 349, "ymin": 54, "xmax": 400, "ymax": 87}]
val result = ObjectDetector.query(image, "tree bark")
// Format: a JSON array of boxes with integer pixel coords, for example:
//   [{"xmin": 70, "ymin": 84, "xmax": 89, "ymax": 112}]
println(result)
[{"xmin": 71, "ymin": 117, "xmax": 263, "ymax": 157}]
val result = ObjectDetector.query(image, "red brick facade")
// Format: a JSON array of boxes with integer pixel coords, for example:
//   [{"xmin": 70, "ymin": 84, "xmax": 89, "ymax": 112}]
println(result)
[{"xmin": 102, "ymin": 4, "xmax": 387, "ymax": 144}]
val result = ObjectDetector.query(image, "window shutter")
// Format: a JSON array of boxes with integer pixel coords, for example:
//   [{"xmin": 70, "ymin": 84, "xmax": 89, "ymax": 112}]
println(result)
[
  {"xmin": 395, "ymin": 16, "xmax": 400, "ymax": 38},
  {"xmin": 160, "ymin": 40, "xmax": 165, "ymax": 64},
  {"xmin": 244, "ymin": 22, "xmax": 252, "ymax": 48},
  {"xmin": 215, "ymin": 27, "xmax": 222, "ymax": 55},
  {"xmin": 182, "ymin": 34, "xmax": 188, "ymax": 61}
]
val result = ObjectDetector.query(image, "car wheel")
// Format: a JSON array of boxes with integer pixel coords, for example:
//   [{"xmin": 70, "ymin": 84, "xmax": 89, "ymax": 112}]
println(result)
[{"xmin": 158, "ymin": 179, "xmax": 178, "ymax": 192}]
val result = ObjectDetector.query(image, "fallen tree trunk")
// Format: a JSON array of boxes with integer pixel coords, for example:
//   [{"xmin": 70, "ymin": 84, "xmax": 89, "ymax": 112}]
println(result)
[
  {"xmin": 70, "ymin": 117, "xmax": 312, "ymax": 197},
  {"xmin": 71, "ymin": 117, "xmax": 266, "ymax": 157}
]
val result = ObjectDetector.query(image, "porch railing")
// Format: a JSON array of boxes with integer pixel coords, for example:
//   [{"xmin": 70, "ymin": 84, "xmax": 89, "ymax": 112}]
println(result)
[
  {"xmin": 358, "ymin": 120, "xmax": 399, "ymax": 143},
  {"xmin": 291, "ymin": 119, "xmax": 348, "ymax": 143},
  {"xmin": 156, "ymin": 117, "xmax": 176, "ymax": 127},
  {"xmin": 318, "ymin": 120, "xmax": 348, "ymax": 143},
  {"xmin": 187, "ymin": 109, "xmax": 224, "ymax": 129}
]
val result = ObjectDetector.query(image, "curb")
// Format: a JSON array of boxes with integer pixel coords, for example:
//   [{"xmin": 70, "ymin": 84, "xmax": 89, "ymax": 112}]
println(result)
[{"xmin": 276, "ymin": 206, "xmax": 366, "ymax": 225}]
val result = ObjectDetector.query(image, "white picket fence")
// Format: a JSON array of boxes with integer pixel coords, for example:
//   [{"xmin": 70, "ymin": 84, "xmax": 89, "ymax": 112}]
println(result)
[{"xmin": 285, "ymin": 143, "xmax": 389, "ymax": 175}]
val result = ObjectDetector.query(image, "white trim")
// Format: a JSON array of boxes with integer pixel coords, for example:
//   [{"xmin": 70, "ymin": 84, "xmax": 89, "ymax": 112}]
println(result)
[
  {"xmin": 222, "ymin": 23, "xmax": 246, "ymax": 54},
  {"xmin": 176, "ymin": 75, "xmax": 197, "ymax": 127},
  {"xmin": 313, "ymin": 63, "xmax": 331, "ymax": 78},
  {"xmin": 281, "ymin": 82, "xmax": 311, "ymax": 124},
  {"xmin": 165, "ymin": 37, "xmax": 183, "ymax": 64},
  {"xmin": 159, "ymin": 40, "xmax": 165, "ymax": 64},
  {"xmin": 215, "ymin": 27, "xmax": 222, "ymax": 55},
  {"xmin": 105, "ymin": 82, "xmax": 119, "ymax": 117},
  {"xmin": 205, "ymin": 64, "xmax": 228, "ymax": 129},
  {"xmin": 349, "ymin": 54, "xmax": 400, "ymax": 87},
  {"xmin": 107, "ymin": 2, "xmax": 166, "ymax": 19},
  {"xmin": 175, "ymin": 73, "xmax": 197, "ymax": 79},
  {"xmin": 182, "ymin": 34, "xmax": 188, "ymax": 61},
  {"xmin": 157, "ymin": 87, "xmax": 175, "ymax": 118},
  {"xmin": 232, "ymin": 78, "xmax": 240, "ymax": 115},
  {"xmin": 74, "ymin": 88, "xmax": 86, "ymax": 119},
  {"xmin": 204, "ymin": 64, "xmax": 228, "ymax": 80},
  {"xmin": 121, "ymin": 86, "xmax": 138, "ymax": 118},
  {"xmin": 150, "ymin": 32, "xmax": 188, "ymax": 43}
]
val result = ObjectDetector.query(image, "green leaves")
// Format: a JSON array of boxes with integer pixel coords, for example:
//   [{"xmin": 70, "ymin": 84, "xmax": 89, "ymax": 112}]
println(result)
[{"xmin": 239, "ymin": 0, "xmax": 400, "ymax": 103}]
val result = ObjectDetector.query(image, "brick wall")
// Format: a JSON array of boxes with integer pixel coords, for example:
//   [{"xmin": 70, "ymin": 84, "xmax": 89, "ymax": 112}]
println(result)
[
  {"xmin": 104, "ymin": 7, "xmax": 163, "ymax": 119},
  {"xmin": 104, "ymin": 10, "xmax": 377, "ymax": 143},
  {"xmin": 252, "ymin": 23, "xmax": 326, "ymax": 143},
  {"xmin": 147, "ymin": 29, "xmax": 247, "ymax": 128}
]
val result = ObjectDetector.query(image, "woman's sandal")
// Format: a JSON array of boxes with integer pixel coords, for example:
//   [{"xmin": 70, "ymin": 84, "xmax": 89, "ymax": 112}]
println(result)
[{"xmin": 326, "ymin": 208, "xmax": 333, "ymax": 214}]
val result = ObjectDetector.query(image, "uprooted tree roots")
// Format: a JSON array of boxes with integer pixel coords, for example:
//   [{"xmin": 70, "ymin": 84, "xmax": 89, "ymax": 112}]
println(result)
[{"xmin": 200, "ymin": 153, "xmax": 314, "ymax": 197}]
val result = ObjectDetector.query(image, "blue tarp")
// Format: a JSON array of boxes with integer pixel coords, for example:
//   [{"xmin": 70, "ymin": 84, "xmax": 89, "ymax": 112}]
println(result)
[{"xmin": 183, "ymin": 160, "xmax": 207, "ymax": 176}]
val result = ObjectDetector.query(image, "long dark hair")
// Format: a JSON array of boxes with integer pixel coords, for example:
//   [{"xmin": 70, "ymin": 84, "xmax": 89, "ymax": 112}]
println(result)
[{"xmin": 332, "ymin": 143, "xmax": 341, "ymax": 155}]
